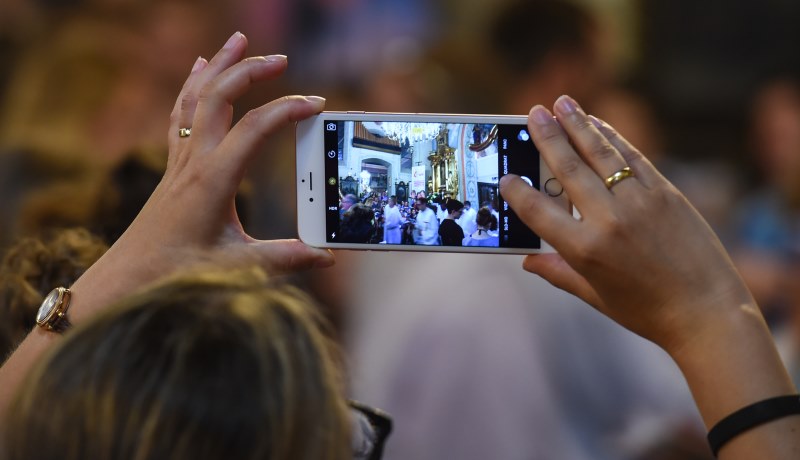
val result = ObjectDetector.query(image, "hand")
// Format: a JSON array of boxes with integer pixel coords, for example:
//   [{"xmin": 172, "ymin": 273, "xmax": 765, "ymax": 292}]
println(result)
[
  {"xmin": 500, "ymin": 96, "xmax": 755, "ymax": 352},
  {"xmin": 0, "ymin": 31, "xmax": 336, "ymax": 418},
  {"xmin": 70, "ymin": 32, "xmax": 334, "ymax": 321}
]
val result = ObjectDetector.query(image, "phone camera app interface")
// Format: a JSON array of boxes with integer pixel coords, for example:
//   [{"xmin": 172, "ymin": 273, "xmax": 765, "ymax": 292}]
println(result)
[{"xmin": 323, "ymin": 120, "xmax": 541, "ymax": 249}]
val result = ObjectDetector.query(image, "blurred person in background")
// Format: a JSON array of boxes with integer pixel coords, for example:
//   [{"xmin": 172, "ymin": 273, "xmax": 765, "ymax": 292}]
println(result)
[
  {"xmin": 729, "ymin": 76, "xmax": 800, "ymax": 389},
  {"xmin": 344, "ymin": 1, "xmax": 706, "ymax": 459},
  {"xmin": 0, "ymin": 1, "xmax": 229, "ymax": 248},
  {"xmin": 486, "ymin": 0, "xmax": 607, "ymax": 114},
  {"xmin": 592, "ymin": 85, "xmax": 739, "ymax": 237},
  {"xmin": 775, "ymin": 250, "xmax": 800, "ymax": 388},
  {"xmin": 730, "ymin": 76, "xmax": 800, "ymax": 326}
]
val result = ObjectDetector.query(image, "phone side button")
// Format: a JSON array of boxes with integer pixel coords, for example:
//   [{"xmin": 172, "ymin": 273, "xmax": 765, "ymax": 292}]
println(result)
[{"xmin": 544, "ymin": 178, "xmax": 564, "ymax": 197}]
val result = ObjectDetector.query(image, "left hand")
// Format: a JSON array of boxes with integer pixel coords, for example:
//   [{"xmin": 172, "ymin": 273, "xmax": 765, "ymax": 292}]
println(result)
[{"xmin": 70, "ymin": 32, "xmax": 334, "ymax": 321}]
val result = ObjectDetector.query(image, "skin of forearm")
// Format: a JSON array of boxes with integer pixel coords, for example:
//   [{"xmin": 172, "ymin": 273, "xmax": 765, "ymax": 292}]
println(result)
[
  {"xmin": 0, "ymin": 246, "xmax": 155, "ymax": 419},
  {"xmin": 669, "ymin": 301, "xmax": 800, "ymax": 459},
  {"xmin": 0, "ymin": 328, "xmax": 59, "ymax": 418}
]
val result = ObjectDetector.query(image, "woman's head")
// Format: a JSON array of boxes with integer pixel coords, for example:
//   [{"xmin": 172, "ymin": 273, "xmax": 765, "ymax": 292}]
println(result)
[
  {"xmin": 3, "ymin": 267, "xmax": 351, "ymax": 460},
  {"xmin": 476, "ymin": 207, "xmax": 494, "ymax": 230}
]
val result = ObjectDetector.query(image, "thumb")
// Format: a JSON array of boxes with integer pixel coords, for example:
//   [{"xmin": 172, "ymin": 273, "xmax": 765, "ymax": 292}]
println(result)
[
  {"xmin": 253, "ymin": 239, "xmax": 336, "ymax": 274},
  {"xmin": 522, "ymin": 254, "xmax": 603, "ymax": 309}
]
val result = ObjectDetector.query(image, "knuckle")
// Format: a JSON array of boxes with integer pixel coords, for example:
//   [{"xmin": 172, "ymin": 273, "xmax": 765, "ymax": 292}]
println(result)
[
  {"xmin": 555, "ymin": 155, "xmax": 582, "ymax": 177},
  {"xmin": 652, "ymin": 183, "xmax": 683, "ymax": 208},
  {"xmin": 517, "ymin": 192, "xmax": 542, "ymax": 219},
  {"xmin": 589, "ymin": 140, "xmax": 618, "ymax": 161},
  {"xmin": 277, "ymin": 95, "xmax": 294, "ymax": 107},
  {"xmin": 619, "ymin": 146, "xmax": 642, "ymax": 164},
  {"xmin": 604, "ymin": 127, "xmax": 622, "ymax": 143},
  {"xmin": 197, "ymin": 81, "xmax": 217, "ymax": 102},
  {"xmin": 238, "ymin": 108, "xmax": 262, "ymax": 129},
  {"xmin": 171, "ymin": 164, "xmax": 209, "ymax": 194},
  {"xmin": 179, "ymin": 92, "xmax": 198, "ymax": 113},
  {"xmin": 574, "ymin": 118, "xmax": 594, "ymax": 132},
  {"xmin": 537, "ymin": 125, "xmax": 564, "ymax": 145}
]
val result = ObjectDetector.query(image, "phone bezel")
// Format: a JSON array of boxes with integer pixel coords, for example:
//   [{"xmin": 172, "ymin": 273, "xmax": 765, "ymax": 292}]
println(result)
[{"xmin": 296, "ymin": 111, "xmax": 567, "ymax": 254}]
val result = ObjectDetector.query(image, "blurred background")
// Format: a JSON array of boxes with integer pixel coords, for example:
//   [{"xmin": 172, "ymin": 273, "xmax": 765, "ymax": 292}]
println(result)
[{"xmin": 2, "ymin": 0, "xmax": 800, "ymax": 459}]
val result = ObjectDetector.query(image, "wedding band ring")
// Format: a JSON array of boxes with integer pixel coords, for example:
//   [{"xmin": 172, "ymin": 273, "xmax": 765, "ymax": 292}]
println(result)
[
  {"xmin": 604, "ymin": 167, "xmax": 634, "ymax": 189},
  {"xmin": 178, "ymin": 128, "xmax": 192, "ymax": 138}
]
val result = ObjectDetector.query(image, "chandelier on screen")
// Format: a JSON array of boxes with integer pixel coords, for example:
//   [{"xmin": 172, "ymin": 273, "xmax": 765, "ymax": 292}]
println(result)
[{"xmin": 381, "ymin": 122, "xmax": 442, "ymax": 143}]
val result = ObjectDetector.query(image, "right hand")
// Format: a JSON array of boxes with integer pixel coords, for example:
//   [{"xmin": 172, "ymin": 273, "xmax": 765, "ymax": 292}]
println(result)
[{"xmin": 500, "ymin": 96, "xmax": 756, "ymax": 352}]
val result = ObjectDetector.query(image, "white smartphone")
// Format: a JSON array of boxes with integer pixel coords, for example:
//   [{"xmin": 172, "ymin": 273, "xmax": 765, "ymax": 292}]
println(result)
[{"xmin": 296, "ymin": 111, "xmax": 570, "ymax": 254}]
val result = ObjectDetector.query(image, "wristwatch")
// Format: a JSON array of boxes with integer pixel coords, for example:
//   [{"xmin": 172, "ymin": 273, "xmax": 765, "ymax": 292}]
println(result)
[{"xmin": 36, "ymin": 287, "xmax": 72, "ymax": 333}]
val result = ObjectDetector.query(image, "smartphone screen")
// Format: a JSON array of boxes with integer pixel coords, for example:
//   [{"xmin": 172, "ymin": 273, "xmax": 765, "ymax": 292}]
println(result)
[{"xmin": 320, "ymin": 119, "xmax": 542, "ymax": 249}]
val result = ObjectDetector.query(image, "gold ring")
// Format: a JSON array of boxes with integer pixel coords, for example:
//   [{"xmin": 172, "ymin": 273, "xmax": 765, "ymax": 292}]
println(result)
[
  {"xmin": 178, "ymin": 128, "xmax": 192, "ymax": 138},
  {"xmin": 604, "ymin": 167, "xmax": 634, "ymax": 189}
]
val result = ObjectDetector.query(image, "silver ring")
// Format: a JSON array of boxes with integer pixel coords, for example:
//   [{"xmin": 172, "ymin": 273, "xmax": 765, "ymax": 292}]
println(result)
[{"xmin": 178, "ymin": 128, "xmax": 192, "ymax": 138}]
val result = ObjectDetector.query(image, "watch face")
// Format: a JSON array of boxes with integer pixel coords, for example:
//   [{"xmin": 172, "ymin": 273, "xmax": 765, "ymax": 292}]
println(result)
[{"xmin": 37, "ymin": 289, "xmax": 60, "ymax": 323}]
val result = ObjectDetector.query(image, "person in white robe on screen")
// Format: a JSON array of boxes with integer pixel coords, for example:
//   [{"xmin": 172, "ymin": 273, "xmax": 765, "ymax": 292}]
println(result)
[{"xmin": 383, "ymin": 196, "xmax": 403, "ymax": 244}]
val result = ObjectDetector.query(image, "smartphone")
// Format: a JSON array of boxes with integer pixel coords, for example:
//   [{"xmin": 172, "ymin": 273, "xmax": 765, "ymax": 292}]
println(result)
[{"xmin": 296, "ymin": 111, "xmax": 569, "ymax": 254}]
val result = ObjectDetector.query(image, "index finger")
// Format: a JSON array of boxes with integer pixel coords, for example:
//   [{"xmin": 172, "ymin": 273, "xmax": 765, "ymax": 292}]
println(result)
[
  {"xmin": 499, "ymin": 174, "xmax": 579, "ymax": 250},
  {"xmin": 212, "ymin": 95, "xmax": 325, "ymax": 189},
  {"xmin": 528, "ymin": 105, "xmax": 614, "ymax": 213},
  {"xmin": 552, "ymin": 95, "xmax": 639, "ymax": 193}
]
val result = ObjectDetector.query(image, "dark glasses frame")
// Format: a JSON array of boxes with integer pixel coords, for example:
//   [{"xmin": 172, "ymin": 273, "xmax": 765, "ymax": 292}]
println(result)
[{"xmin": 349, "ymin": 400, "xmax": 393, "ymax": 460}]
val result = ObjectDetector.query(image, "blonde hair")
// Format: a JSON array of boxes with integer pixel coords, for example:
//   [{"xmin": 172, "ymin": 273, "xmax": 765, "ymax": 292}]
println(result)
[{"xmin": 3, "ymin": 267, "xmax": 351, "ymax": 460}]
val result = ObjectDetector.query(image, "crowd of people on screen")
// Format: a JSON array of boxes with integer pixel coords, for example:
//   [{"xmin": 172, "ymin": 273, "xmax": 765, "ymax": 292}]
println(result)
[{"xmin": 336, "ymin": 192, "xmax": 501, "ymax": 247}]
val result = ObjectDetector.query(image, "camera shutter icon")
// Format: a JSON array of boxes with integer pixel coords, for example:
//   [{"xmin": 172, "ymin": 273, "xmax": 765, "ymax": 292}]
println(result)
[{"xmin": 326, "ymin": 123, "xmax": 337, "ymax": 131}]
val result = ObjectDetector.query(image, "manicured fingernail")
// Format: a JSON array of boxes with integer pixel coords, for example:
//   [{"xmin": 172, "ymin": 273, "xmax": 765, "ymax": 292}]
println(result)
[
  {"xmin": 305, "ymin": 95, "xmax": 326, "ymax": 104},
  {"xmin": 191, "ymin": 56, "xmax": 206, "ymax": 73},
  {"xmin": 265, "ymin": 54, "xmax": 287, "ymax": 63},
  {"xmin": 223, "ymin": 31, "xmax": 243, "ymax": 49},
  {"xmin": 556, "ymin": 95, "xmax": 579, "ymax": 114},
  {"xmin": 530, "ymin": 105, "xmax": 552, "ymax": 125}
]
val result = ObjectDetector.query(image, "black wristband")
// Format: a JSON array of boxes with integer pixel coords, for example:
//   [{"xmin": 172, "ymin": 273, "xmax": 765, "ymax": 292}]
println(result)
[{"xmin": 707, "ymin": 394, "xmax": 800, "ymax": 456}]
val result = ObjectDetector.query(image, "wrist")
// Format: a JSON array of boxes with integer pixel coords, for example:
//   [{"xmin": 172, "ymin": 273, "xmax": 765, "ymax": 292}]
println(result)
[
  {"xmin": 654, "ymin": 275, "xmax": 759, "ymax": 357},
  {"xmin": 666, "ymin": 299, "xmax": 795, "ymax": 428},
  {"xmin": 65, "ymin": 245, "xmax": 161, "ymax": 324}
]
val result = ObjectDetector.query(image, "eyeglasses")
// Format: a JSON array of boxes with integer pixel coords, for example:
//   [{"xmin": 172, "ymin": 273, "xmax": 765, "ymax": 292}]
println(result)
[{"xmin": 349, "ymin": 400, "xmax": 392, "ymax": 460}]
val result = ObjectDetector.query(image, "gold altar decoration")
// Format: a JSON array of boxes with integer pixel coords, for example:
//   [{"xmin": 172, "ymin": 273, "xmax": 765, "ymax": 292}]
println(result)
[{"xmin": 427, "ymin": 127, "xmax": 458, "ymax": 198}]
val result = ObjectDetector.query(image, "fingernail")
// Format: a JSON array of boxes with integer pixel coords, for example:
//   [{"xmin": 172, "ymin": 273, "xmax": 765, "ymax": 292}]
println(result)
[
  {"xmin": 223, "ymin": 31, "xmax": 243, "ymax": 50},
  {"xmin": 589, "ymin": 115, "xmax": 603, "ymax": 129},
  {"xmin": 499, "ymin": 174, "xmax": 517, "ymax": 188},
  {"xmin": 265, "ymin": 54, "xmax": 287, "ymax": 63},
  {"xmin": 191, "ymin": 56, "xmax": 206, "ymax": 73},
  {"xmin": 556, "ymin": 95, "xmax": 579, "ymax": 114},
  {"xmin": 305, "ymin": 95, "xmax": 326, "ymax": 104},
  {"xmin": 530, "ymin": 105, "xmax": 552, "ymax": 125}
]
